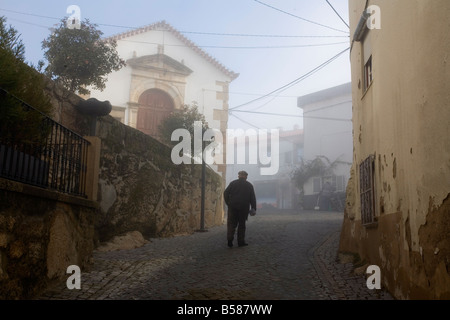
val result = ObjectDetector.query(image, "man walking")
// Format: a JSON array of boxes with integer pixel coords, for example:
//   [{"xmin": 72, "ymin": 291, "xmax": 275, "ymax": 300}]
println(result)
[{"xmin": 224, "ymin": 171, "xmax": 257, "ymax": 248}]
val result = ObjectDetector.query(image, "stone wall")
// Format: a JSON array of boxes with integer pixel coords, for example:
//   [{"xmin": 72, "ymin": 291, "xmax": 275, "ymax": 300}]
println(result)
[
  {"xmin": 45, "ymin": 77, "xmax": 225, "ymax": 243},
  {"xmin": 0, "ymin": 178, "xmax": 96, "ymax": 299},
  {"xmin": 0, "ymin": 75, "xmax": 225, "ymax": 299},
  {"xmin": 95, "ymin": 115, "xmax": 225, "ymax": 243},
  {"xmin": 45, "ymin": 78, "xmax": 225, "ymax": 244}
]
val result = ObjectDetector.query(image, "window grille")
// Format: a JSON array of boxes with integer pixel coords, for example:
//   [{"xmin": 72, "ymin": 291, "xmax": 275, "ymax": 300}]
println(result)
[{"xmin": 359, "ymin": 155, "xmax": 376, "ymax": 225}]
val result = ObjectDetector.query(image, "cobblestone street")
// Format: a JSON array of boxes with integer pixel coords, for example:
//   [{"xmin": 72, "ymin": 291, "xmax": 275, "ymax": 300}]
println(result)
[{"xmin": 38, "ymin": 210, "xmax": 394, "ymax": 301}]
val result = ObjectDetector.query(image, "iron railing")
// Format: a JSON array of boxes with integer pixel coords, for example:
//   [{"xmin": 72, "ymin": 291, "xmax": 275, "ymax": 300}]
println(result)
[{"xmin": 0, "ymin": 88, "xmax": 90, "ymax": 197}]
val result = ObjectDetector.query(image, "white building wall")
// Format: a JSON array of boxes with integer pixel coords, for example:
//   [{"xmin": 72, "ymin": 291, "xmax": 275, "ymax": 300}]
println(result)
[
  {"xmin": 298, "ymin": 83, "xmax": 353, "ymax": 196},
  {"xmin": 88, "ymin": 26, "xmax": 233, "ymax": 131}
]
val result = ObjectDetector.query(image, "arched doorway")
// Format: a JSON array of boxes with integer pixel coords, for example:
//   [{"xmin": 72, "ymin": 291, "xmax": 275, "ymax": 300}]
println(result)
[{"xmin": 137, "ymin": 88, "xmax": 175, "ymax": 137}]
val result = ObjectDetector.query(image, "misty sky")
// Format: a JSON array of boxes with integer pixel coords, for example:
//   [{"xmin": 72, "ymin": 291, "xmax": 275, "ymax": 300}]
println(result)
[{"xmin": 0, "ymin": 0, "xmax": 351, "ymax": 131}]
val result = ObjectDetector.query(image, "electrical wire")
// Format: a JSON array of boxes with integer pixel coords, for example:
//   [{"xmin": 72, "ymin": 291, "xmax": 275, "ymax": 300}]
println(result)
[
  {"xmin": 230, "ymin": 109, "xmax": 351, "ymax": 122},
  {"xmin": 253, "ymin": 0, "xmax": 349, "ymax": 34},
  {"xmin": 0, "ymin": 7, "xmax": 349, "ymax": 39},
  {"xmin": 179, "ymin": 30, "xmax": 349, "ymax": 38},
  {"xmin": 229, "ymin": 47, "xmax": 350, "ymax": 110},
  {"xmin": 118, "ymin": 38, "xmax": 349, "ymax": 50},
  {"xmin": 229, "ymin": 113, "xmax": 304, "ymax": 146},
  {"xmin": 325, "ymin": 0, "xmax": 350, "ymax": 29},
  {"xmin": 3, "ymin": 16, "xmax": 51, "ymax": 29}
]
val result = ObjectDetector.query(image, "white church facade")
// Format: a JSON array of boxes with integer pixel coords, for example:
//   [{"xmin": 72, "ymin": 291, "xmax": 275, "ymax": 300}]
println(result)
[{"xmin": 87, "ymin": 20, "xmax": 239, "ymax": 178}]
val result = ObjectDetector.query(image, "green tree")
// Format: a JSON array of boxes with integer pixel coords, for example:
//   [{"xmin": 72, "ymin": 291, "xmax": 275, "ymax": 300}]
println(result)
[
  {"xmin": 0, "ymin": 16, "xmax": 25, "ymax": 61},
  {"xmin": 158, "ymin": 102, "xmax": 209, "ymax": 146},
  {"xmin": 0, "ymin": 16, "xmax": 52, "ymax": 145},
  {"xmin": 42, "ymin": 18, "xmax": 125, "ymax": 95},
  {"xmin": 290, "ymin": 155, "xmax": 343, "ymax": 207}
]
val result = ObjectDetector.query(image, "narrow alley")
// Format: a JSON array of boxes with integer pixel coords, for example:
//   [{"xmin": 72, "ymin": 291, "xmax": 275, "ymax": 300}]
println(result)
[{"xmin": 38, "ymin": 210, "xmax": 393, "ymax": 301}]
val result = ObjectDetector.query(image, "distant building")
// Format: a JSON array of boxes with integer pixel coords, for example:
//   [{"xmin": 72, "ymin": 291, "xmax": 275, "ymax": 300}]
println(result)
[
  {"xmin": 297, "ymin": 82, "xmax": 353, "ymax": 210},
  {"xmin": 226, "ymin": 126, "xmax": 304, "ymax": 210},
  {"xmin": 341, "ymin": 0, "xmax": 450, "ymax": 299},
  {"xmin": 87, "ymin": 20, "xmax": 238, "ymax": 179}
]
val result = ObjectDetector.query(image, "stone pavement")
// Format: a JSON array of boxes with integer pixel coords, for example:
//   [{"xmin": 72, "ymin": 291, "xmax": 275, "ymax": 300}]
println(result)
[{"xmin": 37, "ymin": 210, "xmax": 394, "ymax": 300}]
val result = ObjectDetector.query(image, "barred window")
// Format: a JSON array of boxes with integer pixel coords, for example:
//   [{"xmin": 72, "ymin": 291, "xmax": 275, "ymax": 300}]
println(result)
[{"xmin": 360, "ymin": 155, "xmax": 376, "ymax": 225}]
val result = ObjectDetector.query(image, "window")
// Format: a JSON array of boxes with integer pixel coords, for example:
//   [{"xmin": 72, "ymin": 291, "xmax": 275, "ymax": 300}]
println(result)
[
  {"xmin": 364, "ymin": 55, "xmax": 373, "ymax": 90},
  {"xmin": 359, "ymin": 155, "xmax": 376, "ymax": 225},
  {"xmin": 362, "ymin": 31, "xmax": 373, "ymax": 91}
]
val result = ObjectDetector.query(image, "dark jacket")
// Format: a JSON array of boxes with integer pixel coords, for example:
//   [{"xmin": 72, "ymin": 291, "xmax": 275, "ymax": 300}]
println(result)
[{"xmin": 224, "ymin": 178, "xmax": 257, "ymax": 212}]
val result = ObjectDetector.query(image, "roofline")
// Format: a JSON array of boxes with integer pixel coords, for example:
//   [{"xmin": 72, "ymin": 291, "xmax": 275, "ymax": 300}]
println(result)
[
  {"xmin": 297, "ymin": 82, "xmax": 352, "ymax": 109},
  {"xmin": 105, "ymin": 20, "xmax": 239, "ymax": 81}
]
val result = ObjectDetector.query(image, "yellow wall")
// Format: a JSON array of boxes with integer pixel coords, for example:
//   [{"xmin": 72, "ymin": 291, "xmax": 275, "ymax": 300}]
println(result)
[{"xmin": 342, "ymin": 0, "xmax": 450, "ymax": 299}]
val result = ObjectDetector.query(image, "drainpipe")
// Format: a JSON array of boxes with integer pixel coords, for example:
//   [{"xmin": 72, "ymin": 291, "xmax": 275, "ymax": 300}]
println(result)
[
  {"xmin": 353, "ymin": 11, "xmax": 370, "ymax": 42},
  {"xmin": 350, "ymin": 0, "xmax": 371, "ymax": 51}
]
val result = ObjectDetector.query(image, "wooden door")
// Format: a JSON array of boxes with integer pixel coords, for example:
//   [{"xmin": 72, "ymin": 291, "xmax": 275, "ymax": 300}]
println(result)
[{"xmin": 137, "ymin": 89, "xmax": 174, "ymax": 137}]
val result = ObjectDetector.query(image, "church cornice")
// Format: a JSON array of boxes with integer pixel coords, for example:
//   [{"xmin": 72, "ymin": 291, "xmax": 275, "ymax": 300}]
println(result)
[
  {"xmin": 105, "ymin": 20, "xmax": 239, "ymax": 81},
  {"xmin": 127, "ymin": 53, "xmax": 193, "ymax": 76}
]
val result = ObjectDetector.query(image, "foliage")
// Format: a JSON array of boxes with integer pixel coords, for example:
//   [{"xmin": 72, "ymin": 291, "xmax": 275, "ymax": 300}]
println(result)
[
  {"xmin": 42, "ymin": 18, "xmax": 125, "ymax": 95},
  {"xmin": 0, "ymin": 16, "xmax": 53, "ymax": 145},
  {"xmin": 290, "ymin": 155, "xmax": 340, "ymax": 192},
  {"xmin": 158, "ymin": 102, "xmax": 209, "ymax": 146},
  {"xmin": 0, "ymin": 16, "xmax": 25, "ymax": 61}
]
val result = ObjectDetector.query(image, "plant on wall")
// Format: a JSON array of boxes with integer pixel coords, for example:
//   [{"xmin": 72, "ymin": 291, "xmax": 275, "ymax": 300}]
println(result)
[{"xmin": 290, "ymin": 155, "xmax": 341, "ymax": 208}]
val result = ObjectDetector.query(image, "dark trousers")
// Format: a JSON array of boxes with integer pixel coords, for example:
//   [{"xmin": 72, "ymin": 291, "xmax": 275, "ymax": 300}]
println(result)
[{"xmin": 227, "ymin": 208, "xmax": 248, "ymax": 244}]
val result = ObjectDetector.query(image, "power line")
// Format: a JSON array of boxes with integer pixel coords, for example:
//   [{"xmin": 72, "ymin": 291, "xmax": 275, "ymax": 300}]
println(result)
[
  {"xmin": 119, "ymin": 38, "xmax": 349, "ymax": 50},
  {"xmin": 0, "ymin": 7, "xmax": 349, "ymax": 40},
  {"xmin": 179, "ymin": 30, "xmax": 349, "ymax": 38},
  {"xmin": 230, "ymin": 109, "xmax": 351, "ymax": 122},
  {"xmin": 0, "ymin": 8, "xmax": 59, "ymax": 21},
  {"xmin": 0, "ymin": 8, "xmax": 349, "ymax": 50},
  {"xmin": 253, "ymin": 0, "xmax": 349, "ymax": 34},
  {"xmin": 325, "ymin": 0, "xmax": 350, "ymax": 29},
  {"xmin": 229, "ymin": 47, "xmax": 350, "ymax": 110},
  {"xmin": 302, "ymin": 100, "xmax": 352, "ymax": 114},
  {"xmin": 230, "ymin": 113, "xmax": 260, "ymax": 129},
  {"xmin": 229, "ymin": 113, "xmax": 304, "ymax": 146},
  {"xmin": 203, "ymin": 88, "xmax": 300, "ymax": 98},
  {"xmin": 3, "ymin": 16, "xmax": 51, "ymax": 29}
]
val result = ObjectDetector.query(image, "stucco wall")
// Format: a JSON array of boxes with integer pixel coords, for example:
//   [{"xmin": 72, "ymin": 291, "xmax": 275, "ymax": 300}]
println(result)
[
  {"xmin": 340, "ymin": 0, "xmax": 450, "ymax": 299},
  {"xmin": 298, "ymin": 83, "xmax": 353, "ymax": 197}
]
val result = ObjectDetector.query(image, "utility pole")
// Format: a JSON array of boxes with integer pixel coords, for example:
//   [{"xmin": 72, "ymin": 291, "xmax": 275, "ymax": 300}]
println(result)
[{"xmin": 196, "ymin": 129, "xmax": 208, "ymax": 232}]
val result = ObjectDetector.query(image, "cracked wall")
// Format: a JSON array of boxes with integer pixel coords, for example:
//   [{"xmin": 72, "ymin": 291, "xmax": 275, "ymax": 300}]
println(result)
[{"xmin": 340, "ymin": 0, "xmax": 450, "ymax": 299}]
